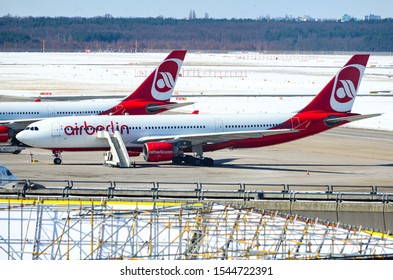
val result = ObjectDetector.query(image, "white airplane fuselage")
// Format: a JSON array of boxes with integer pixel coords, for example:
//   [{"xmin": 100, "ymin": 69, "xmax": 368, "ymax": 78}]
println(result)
[
  {"xmin": 0, "ymin": 99, "xmax": 119, "ymax": 121},
  {"xmin": 16, "ymin": 112, "xmax": 316, "ymax": 151}
]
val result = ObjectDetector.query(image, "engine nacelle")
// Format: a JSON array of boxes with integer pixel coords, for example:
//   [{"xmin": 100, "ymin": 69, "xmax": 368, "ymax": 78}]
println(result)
[
  {"xmin": 128, "ymin": 152, "xmax": 140, "ymax": 157},
  {"xmin": 143, "ymin": 142, "xmax": 174, "ymax": 162},
  {"xmin": 0, "ymin": 126, "xmax": 10, "ymax": 143}
]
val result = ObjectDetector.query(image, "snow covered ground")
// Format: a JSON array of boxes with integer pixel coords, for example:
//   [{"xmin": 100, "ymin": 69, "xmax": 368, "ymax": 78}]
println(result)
[{"xmin": 0, "ymin": 51, "xmax": 392, "ymax": 130}]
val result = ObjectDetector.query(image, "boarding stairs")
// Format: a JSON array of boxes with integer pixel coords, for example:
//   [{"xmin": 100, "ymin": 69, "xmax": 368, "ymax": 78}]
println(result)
[{"xmin": 97, "ymin": 131, "xmax": 132, "ymax": 168}]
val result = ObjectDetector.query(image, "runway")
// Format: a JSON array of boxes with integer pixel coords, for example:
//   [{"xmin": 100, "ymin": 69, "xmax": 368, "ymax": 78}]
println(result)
[{"xmin": 2, "ymin": 127, "xmax": 393, "ymax": 188}]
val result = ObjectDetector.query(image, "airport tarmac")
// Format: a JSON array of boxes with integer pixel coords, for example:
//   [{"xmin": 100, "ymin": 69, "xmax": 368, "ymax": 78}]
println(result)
[{"xmin": 1, "ymin": 127, "xmax": 392, "ymax": 189}]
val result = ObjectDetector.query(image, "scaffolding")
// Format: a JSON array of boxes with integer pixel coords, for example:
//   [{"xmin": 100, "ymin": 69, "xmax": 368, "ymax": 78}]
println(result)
[{"xmin": 0, "ymin": 198, "xmax": 392, "ymax": 260}]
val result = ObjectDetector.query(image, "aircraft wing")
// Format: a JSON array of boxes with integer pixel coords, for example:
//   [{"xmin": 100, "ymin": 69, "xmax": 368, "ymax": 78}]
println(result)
[
  {"xmin": 0, "ymin": 95, "xmax": 36, "ymax": 102},
  {"xmin": 0, "ymin": 118, "xmax": 45, "ymax": 131},
  {"xmin": 325, "ymin": 113, "xmax": 381, "ymax": 125},
  {"xmin": 135, "ymin": 129, "xmax": 298, "ymax": 146},
  {"xmin": 146, "ymin": 102, "xmax": 194, "ymax": 113}
]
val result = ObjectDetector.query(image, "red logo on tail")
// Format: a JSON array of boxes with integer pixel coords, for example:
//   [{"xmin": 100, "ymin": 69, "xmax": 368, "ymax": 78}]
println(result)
[
  {"xmin": 330, "ymin": 64, "xmax": 364, "ymax": 112},
  {"xmin": 151, "ymin": 59, "xmax": 181, "ymax": 101}
]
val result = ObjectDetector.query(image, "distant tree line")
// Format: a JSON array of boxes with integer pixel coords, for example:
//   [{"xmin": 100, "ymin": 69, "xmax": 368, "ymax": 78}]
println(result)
[{"xmin": 0, "ymin": 16, "xmax": 392, "ymax": 52}]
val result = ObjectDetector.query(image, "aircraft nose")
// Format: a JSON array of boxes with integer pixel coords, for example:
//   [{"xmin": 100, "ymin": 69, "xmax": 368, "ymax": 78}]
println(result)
[{"xmin": 16, "ymin": 130, "xmax": 33, "ymax": 146}]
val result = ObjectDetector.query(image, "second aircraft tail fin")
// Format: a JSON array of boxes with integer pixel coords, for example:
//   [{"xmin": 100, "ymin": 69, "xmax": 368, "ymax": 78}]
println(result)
[
  {"xmin": 123, "ymin": 50, "xmax": 186, "ymax": 102},
  {"xmin": 299, "ymin": 54, "xmax": 369, "ymax": 113}
]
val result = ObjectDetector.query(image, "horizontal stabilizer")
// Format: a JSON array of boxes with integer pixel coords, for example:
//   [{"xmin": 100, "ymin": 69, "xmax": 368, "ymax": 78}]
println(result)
[
  {"xmin": 146, "ymin": 102, "xmax": 193, "ymax": 113},
  {"xmin": 325, "ymin": 113, "xmax": 381, "ymax": 125}
]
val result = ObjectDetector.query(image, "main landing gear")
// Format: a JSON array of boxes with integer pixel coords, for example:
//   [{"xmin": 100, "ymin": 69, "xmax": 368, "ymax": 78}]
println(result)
[
  {"xmin": 172, "ymin": 155, "xmax": 214, "ymax": 167},
  {"xmin": 171, "ymin": 144, "xmax": 214, "ymax": 167},
  {"xmin": 52, "ymin": 151, "xmax": 62, "ymax": 165}
]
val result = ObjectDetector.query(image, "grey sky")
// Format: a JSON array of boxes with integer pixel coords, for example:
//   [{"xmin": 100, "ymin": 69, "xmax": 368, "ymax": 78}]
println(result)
[{"xmin": 1, "ymin": 0, "xmax": 392, "ymax": 19}]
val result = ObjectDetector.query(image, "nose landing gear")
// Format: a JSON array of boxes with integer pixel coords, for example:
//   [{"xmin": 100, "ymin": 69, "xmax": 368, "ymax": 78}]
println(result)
[{"xmin": 52, "ymin": 150, "xmax": 62, "ymax": 165}]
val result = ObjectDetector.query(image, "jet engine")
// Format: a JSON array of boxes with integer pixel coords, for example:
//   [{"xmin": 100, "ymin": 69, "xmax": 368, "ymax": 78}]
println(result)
[
  {"xmin": 128, "ymin": 152, "xmax": 141, "ymax": 157},
  {"xmin": 0, "ymin": 126, "xmax": 10, "ymax": 142},
  {"xmin": 143, "ymin": 142, "xmax": 174, "ymax": 162}
]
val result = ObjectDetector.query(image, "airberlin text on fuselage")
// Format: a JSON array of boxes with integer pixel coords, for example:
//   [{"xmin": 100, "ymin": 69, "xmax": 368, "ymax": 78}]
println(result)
[{"xmin": 64, "ymin": 121, "xmax": 130, "ymax": 136}]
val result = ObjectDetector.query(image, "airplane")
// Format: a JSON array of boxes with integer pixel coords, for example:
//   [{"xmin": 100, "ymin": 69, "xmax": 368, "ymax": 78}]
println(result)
[
  {"xmin": 0, "ymin": 163, "xmax": 46, "ymax": 189},
  {"xmin": 16, "ymin": 54, "xmax": 380, "ymax": 167},
  {"xmin": 0, "ymin": 50, "xmax": 190, "ymax": 144},
  {"xmin": 0, "ymin": 163, "xmax": 17, "ymax": 187}
]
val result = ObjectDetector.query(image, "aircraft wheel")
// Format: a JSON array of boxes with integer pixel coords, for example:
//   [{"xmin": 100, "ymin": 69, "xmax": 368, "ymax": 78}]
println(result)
[
  {"xmin": 172, "ymin": 156, "xmax": 182, "ymax": 165},
  {"xmin": 192, "ymin": 157, "xmax": 202, "ymax": 166},
  {"xmin": 183, "ymin": 155, "xmax": 194, "ymax": 165},
  {"xmin": 54, "ymin": 158, "xmax": 62, "ymax": 165},
  {"xmin": 202, "ymin": 157, "xmax": 214, "ymax": 167}
]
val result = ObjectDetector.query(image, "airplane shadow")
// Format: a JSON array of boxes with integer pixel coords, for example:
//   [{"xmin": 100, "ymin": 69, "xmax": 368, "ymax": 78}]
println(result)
[
  {"xmin": 212, "ymin": 161, "xmax": 393, "ymax": 175},
  {"xmin": 128, "ymin": 158, "xmax": 393, "ymax": 175},
  {"xmin": 60, "ymin": 163, "xmax": 105, "ymax": 166},
  {"xmin": 215, "ymin": 163, "xmax": 349, "ymax": 175},
  {"xmin": 380, "ymin": 163, "xmax": 393, "ymax": 167},
  {"xmin": 59, "ymin": 160, "xmax": 393, "ymax": 176}
]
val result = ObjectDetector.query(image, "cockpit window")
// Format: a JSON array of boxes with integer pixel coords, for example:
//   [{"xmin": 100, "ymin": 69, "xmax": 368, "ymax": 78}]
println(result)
[
  {"xmin": 6, "ymin": 169, "xmax": 12, "ymax": 176},
  {"xmin": 25, "ymin": 126, "xmax": 39, "ymax": 131},
  {"xmin": 25, "ymin": 127, "xmax": 39, "ymax": 131}
]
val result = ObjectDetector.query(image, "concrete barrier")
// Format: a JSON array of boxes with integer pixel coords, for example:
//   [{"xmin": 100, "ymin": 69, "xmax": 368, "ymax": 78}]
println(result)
[{"xmin": 245, "ymin": 200, "xmax": 393, "ymax": 232}]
